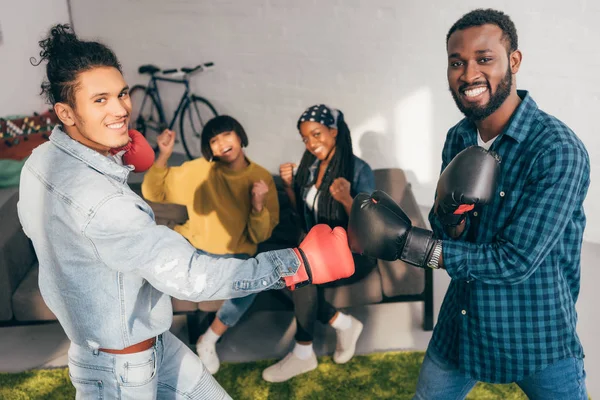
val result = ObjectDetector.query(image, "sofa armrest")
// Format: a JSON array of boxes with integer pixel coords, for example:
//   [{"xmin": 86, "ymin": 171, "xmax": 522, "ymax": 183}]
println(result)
[
  {"xmin": 129, "ymin": 182, "xmax": 189, "ymax": 227},
  {"xmin": 0, "ymin": 188, "xmax": 37, "ymax": 320}
]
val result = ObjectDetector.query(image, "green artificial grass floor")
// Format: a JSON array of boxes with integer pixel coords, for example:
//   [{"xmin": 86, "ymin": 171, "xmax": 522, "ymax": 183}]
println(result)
[{"xmin": 0, "ymin": 351, "xmax": 527, "ymax": 400}]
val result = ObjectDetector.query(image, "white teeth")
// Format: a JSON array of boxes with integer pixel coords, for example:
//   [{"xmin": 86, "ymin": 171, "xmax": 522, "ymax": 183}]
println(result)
[
  {"xmin": 464, "ymin": 87, "xmax": 487, "ymax": 97},
  {"xmin": 107, "ymin": 122, "xmax": 125, "ymax": 129}
]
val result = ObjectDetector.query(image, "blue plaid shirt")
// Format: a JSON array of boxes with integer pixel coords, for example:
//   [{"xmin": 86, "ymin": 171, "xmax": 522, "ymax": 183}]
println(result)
[{"xmin": 429, "ymin": 91, "xmax": 590, "ymax": 383}]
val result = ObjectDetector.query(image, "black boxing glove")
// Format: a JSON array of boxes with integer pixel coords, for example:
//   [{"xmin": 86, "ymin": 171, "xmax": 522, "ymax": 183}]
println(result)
[
  {"xmin": 348, "ymin": 190, "xmax": 438, "ymax": 268},
  {"xmin": 435, "ymin": 146, "xmax": 500, "ymax": 226}
]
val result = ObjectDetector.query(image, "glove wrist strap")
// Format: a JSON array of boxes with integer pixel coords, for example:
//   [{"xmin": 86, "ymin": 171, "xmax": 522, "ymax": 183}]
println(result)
[
  {"xmin": 400, "ymin": 227, "xmax": 436, "ymax": 268},
  {"xmin": 284, "ymin": 248, "xmax": 312, "ymax": 290}
]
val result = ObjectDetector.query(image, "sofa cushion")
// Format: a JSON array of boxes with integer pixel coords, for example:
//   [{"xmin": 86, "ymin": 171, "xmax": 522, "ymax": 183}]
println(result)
[
  {"xmin": 172, "ymin": 298, "xmax": 199, "ymax": 313},
  {"xmin": 12, "ymin": 263, "xmax": 56, "ymax": 321},
  {"xmin": 0, "ymin": 188, "xmax": 38, "ymax": 321},
  {"xmin": 378, "ymin": 259, "xmax": 425, "ymax": 296},
  {"xmin": 373, "ymin": 169, "xmax": 427, "ymax": 297},
  {"xmin": 324, "ymin": 267, "xmax": 383, "ymax": 308},
  {"xmin": 196, "ymin": 300, "xmax": 224, "ymax": 313}
]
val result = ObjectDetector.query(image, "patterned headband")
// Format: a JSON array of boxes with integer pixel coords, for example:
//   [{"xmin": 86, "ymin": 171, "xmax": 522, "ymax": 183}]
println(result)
[{"xmin": 297, "ymin": 104, "xmax": 340, "ymax": 129}]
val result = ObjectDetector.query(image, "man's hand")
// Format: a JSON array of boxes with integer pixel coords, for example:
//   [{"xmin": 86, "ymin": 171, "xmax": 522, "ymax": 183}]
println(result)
[{"xmin": 447, "ymin": 218, "xmax": 467, "ymax": 239}]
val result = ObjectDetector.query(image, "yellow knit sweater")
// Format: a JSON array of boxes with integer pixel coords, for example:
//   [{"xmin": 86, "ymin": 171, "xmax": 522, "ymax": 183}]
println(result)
[{"xmin": 141, "ymin": 157, "xmax": 279, "ymax": 256}]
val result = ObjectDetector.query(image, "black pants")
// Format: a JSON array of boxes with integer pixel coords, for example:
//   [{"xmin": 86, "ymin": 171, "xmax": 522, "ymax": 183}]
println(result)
[{"xmin": 290, "ymin": 254, "xmax": 376, "ymax": 342}]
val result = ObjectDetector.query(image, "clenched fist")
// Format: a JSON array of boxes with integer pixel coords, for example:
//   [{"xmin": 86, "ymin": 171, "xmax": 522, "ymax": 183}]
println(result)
[
  {"xmin": 157, "ymin": 129, "xmax": 176, "ymax": 159},
  {"xmin": 251, "ymin": 180, "xmax": 269, "ymax": 213},
  {"xmin": 279, "ymin": 162, "xmax": 296, "ymax": 188},
  {"xmin": 329, "ymin": 177, "xmax": 352, "ymax": 204}
]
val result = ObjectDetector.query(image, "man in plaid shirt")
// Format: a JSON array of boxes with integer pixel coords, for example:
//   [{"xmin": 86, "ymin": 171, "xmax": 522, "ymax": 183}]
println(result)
[{"xmin": 414, "ymin": 9, "xmax": 590, "ymax": 399}]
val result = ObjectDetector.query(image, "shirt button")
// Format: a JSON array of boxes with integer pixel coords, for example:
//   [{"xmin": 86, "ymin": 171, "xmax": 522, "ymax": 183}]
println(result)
[
  {"xmin": 499, "ymin": 191, "xmax": 505, "ymax": 197},
  {"xmin": 473, "ymin": 212, "xmax": 478, "ymax": 217},
  {"xmin": 461, "ymin": 310, "xmax": 467, "ymax": 315},
  {"xmin": 262, "ymin": 280, "xmax": 267, "ymax": 286}
]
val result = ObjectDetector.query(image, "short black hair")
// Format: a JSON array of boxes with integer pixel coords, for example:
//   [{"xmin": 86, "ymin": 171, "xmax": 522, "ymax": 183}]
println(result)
[
  {"xmin": 447, "ymin": 9, "xmax": 518, "ymax": 53},
  {"xmin": 200, "ymin": 115, "xmax": 249, "ymax": 161},
  {"xmin": 31, "ymin": 24, "xmax": 122, "ymax": 107}
]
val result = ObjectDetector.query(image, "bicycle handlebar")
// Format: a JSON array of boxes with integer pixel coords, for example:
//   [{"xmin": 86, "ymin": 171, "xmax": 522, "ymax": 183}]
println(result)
[
  {"xmin": 180, "ymin": 62, "xmax": 214, "ymax": 74},
  {"xmin": 138, "ymin": 63, "xmax": 214, "ymax": 76},
  {"xmin": 159, "ymin": 63, "xmax": 215, "ymax": 75}
]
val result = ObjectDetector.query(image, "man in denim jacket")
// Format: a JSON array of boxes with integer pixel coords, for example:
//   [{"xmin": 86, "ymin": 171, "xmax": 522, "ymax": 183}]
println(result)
[{"xmin": 18, "ymin": 25, "xmax": 353, "ymax": 399}]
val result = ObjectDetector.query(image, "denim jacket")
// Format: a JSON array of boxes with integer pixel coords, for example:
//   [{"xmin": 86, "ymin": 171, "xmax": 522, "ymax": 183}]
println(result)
[
  {"xmin": 18, "ymin": 127, "xmax": 299, "ymax": 350},
  {"xmin": 301, "ymin": 155, "xmax": 375, "ymax": 231}
]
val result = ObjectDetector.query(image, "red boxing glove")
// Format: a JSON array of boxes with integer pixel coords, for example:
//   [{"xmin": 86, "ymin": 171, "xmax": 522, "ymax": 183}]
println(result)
[
  {"xmin": 284, "ymin": 224, "xmax": 355, "ymax": 290},
  {"xmin": 110, "ymin": 129, "xmax": 155, "ymax": 172}
]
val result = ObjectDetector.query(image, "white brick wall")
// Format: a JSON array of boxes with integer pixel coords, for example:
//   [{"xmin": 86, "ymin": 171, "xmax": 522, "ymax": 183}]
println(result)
[
  {"xmin": 66, "ymin": 0, "xmax": 599, "ymax": 242},
  {"xmin": 0, "ymin": 0, "xmax": 70, "ymax": 116}
]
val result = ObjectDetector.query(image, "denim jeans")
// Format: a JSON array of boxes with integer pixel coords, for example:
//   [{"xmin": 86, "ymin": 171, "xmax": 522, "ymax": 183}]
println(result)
[
  {"xmin": 67, "ymin": 331, "xmax": 231, "ymax": 399},
  {"xmin": 196, "ymin": 251, "xmax": 258, "ymax": 328},
  {"xmin": 413, "ymin": 345, "xmax": 588, "ymax": 400},
  {"xmin": 217, "ymin": 293, "xmax": 258, "ymax": 327}
]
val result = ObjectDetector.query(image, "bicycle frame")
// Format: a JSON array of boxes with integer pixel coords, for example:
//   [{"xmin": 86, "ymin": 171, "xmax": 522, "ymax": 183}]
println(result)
[{"xmin": 138, "ymin": 74, "xmax": 194, "ymax": 131}]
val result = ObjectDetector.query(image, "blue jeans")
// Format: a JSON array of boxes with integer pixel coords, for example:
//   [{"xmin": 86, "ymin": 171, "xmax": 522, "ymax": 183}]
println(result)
[
  {"xmin": 68, "ymin": 331, "xmax": 231, "ymax": 399},
  {"xmin": 198, "ymin": 251, "xmax": 257, "ymax": 328},
  {"xmin": 413, "ymin": 346, "xmax": 588, "ymax": 400},
  {"xmin": 217, "ymin": 292, "xmax": 258, "ymax": 327}
]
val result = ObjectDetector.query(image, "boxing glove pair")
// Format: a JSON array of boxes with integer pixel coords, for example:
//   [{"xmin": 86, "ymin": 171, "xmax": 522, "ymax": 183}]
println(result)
[
  {"xmin": 348, "ymin": 146, "xmax": 500, "ymax": 267},
  {"xmin": 110, "ymin": 129, "xmax": 155, "ymax": 172}
]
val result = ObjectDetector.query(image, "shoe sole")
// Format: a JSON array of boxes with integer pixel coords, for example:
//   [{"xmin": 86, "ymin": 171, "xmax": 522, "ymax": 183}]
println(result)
[{"xmin": 333, "ymin": 321, "xmax": 364, "ymax": 364}]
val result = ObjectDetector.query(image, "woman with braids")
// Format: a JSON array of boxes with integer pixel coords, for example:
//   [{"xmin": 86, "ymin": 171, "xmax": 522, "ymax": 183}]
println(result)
[{"xmin": 262, "ymin": 104, "xmax": 376, "ymax": 382}]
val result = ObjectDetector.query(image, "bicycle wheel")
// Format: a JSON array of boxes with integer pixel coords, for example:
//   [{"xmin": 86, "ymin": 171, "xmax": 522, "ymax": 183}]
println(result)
[
  {"xmin": 179, "ymin": 95, "xmax": 218, "ymax": 160},
  {"xmin": 129, "ymin": 85, "xmax": 164, "ymax": 148}
]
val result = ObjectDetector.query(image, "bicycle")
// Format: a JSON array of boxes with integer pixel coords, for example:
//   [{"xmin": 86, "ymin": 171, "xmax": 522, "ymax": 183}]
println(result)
[{"xmin": 129, "ymin": 62, "xmax": 218, "ymax": 160}]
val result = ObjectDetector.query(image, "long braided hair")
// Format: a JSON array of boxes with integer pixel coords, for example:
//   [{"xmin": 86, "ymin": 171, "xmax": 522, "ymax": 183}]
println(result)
[{"xmin": 294, "ymin": 106, "xmax": 355, "ymax": 229}]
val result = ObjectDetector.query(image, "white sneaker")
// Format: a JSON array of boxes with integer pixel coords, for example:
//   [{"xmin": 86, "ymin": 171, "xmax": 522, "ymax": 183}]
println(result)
[
  {"xmin": 333, "ymin": 316, "xmax": 363, "ymax": 364},
  {"xmin": 262, "ymin": 351, "xmax": 318, "ymax": 383},
  {"xmin": 196, "ymin": 337, "xmax": 220, "ymax": 375}
]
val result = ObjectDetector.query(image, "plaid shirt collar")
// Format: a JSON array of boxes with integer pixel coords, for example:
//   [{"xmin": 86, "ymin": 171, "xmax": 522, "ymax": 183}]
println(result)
[{"xmin": 456, "ymin": 90, "xmax": 535, "ymax": 145}]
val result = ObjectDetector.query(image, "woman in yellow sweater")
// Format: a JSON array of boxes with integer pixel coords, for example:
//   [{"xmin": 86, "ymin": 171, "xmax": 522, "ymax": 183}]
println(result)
[{"xmin": 141, "ymin": 115, "xmax": 279, "ymax": 375}]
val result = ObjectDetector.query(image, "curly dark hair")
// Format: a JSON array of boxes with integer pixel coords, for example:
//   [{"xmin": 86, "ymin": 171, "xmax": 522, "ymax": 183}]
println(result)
[
  {"xmin": 30, "ymin": 24, "xmax": 122, "ymax": 107},
  {"xmin": 446, "ymin": 9, "xmax": 518, "ymax": 53},
  {"xmin": 294, "ymin": 109, "xmax": 355, "ymax": 230}
]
